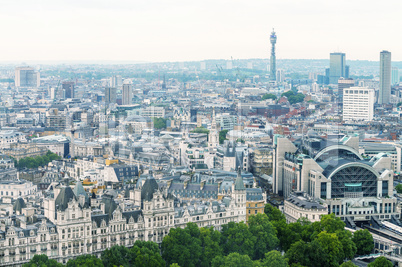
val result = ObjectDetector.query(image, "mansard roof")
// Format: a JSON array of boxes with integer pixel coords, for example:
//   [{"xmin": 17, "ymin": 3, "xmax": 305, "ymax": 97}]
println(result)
[
  {"xmin": 13, "ymin": 198, "xmax": 26, "ymax": 213},
  {"xmin": 141, "ymin": 176, "xmax": 159, "ymax": 201},
  {"xmin": 55, "ymin": 186, "xmax": 77, "ymax": 211}
]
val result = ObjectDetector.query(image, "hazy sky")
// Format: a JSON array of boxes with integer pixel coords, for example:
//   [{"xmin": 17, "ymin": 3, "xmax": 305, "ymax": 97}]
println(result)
[{"xmin": 0, "ymin": 0, "xmax": 401, "ymax": 62}]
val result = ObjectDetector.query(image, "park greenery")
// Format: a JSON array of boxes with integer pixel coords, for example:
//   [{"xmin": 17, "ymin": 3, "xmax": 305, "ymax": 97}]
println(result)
[
  {"xmin": 14, "ymin": 151, "xmax": 61, "ymax": 169},
  {"xmin": 396, "ymin": 183, "xmax": 402, "ymax": 193},
  {"xmin": 192, "ymin": 127, "xmax": 210, "ymax": 134},
  {"xmin": 281, "ymin": 90, "xmax": 305, "ymax": 104},
  {"xmin": 23, "ymin": 204, "xmax": 387, "ymax": 267},
  {"xmin": 152, "ymin": 117, "xmax": 167, "ymax": 129},
  {"xmin": 262, "ymin": 93, "xmax": 277, "ymax": 101},
  {"xmin": 219, "ymin": 130, "xmax": 228, "ymax": 144}
]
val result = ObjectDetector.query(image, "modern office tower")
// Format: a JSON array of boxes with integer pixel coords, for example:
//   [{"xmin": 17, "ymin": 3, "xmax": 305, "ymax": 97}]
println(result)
[
  {"xmin": 345, "ymin": 65, "xmax": 350, "ymax": 78},
  {"xmin": 270, "ymin": 29, "xmax": 277, "ymax": 81},
  {"xmin": 338, "ymin": 78, "xmax": 354, "ymax": 101},
  {"xmin": 276, "ymin": 69, "xmax": 284, "ymax": 83},
  {"xmin": 329, "ymin": 53, "xmax": 346, "ymax": 84},
  {"xmin": 161, "ymin": 74, "xmax": 166, "ymax": 90},
  {"xmin": 50, "ymin": 87, "xmax": 56, "ymax": 100},
  {"xmin": 343, "ymin": 87, "xmax": 375, "ymax": 121},
  {"xmin": 122, "ymin": 81, "xmax": 133, "ymax": 105},
  {"xmin": 62, "ymin": 81, "xmax": 75, "ymax": 99},
  {"xmin": 105, "ymin": 87, "xmax": 116, "ymax": 104},
  {"xmin": 15, "ymin": 67, "xmax": 40, "ymax": 87},
  {"xmin": 109, "ymin": 75, "xmax": 122, "ymax": 88},
  {"xmin": 392, "ymin": 67, "xmax": 399, "ymax": 85},
  {"xmin": 379, "ymin": 51, "xmax": 392, "ymax": 104}
]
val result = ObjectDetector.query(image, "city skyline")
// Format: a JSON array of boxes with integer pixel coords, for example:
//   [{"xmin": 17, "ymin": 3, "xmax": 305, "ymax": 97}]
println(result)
[{"xmin": 0, "ymin": 0, "xmax": 401, "ymax": 62}]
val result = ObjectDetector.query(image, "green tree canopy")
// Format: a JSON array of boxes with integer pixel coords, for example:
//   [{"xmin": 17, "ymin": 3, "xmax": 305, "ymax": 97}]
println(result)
[
  {"xmin": 367, "ymin": 256, "xmax": 393, "ymax": 267},
  {"xmin": 262, "ymin": 94, "xmax": 277, "ymax": 101},
  {"xmin": 161, "ymin": 223, "xmax": 202, "ymax": 267},
  {"xmin": 281, "ymin": 91, "xmax": 305, "ymax": 104},
  {"xmin": 220, "ymin": 221, "xmax": 257, "ymax": 258},
  {"xmin": 101, "ymin": 245, "xmax": 131, "ymax": 267},
  {"xmin": 66, "ymin": 255, "xmax": 104, "ymax": 267},
  {"xmin": 199, "ymin": 226, "xmax": 223, "ymax": 267},
  {"xmin": 153, "ymin": 117, "xmax": 167, "ymax": 129},
  {"xmin": 340, "ymin": 261, "xmax": 358, "ymax": 267},
  {"xmin": 248, "ymin": 213, "xmax": 279, "ymax": 260},
  {"xmin": 219, "ymin": 130, "xmax": 228, "ymax": 144},
  {"xmin": 23, "ymin": 254, "xmax": 64, "ymax": 267},
  {"xmin": 192, "ymin": 127, "xmax": 210, "ymax": 134},
  {"xmin": 260, "ymin": 250, "xmax": 288, "ymax": 267},
  {"xmin": 352, "ymin": 229, "xmax": 374, "ymax": 256},
  {"xmin": 130, "ymin": 241, "xmax": 165, "ymax": 267},
  {"xmin": 395, "ymin": 183, "xmax": 402, "ymax": 193},
  {"xmin": 211, "ymin": 252, "xmax": 255, "ymax": 267},
  {"xmin": 16, "ymin": 151, "xmax": 61, "ymax": 169}
]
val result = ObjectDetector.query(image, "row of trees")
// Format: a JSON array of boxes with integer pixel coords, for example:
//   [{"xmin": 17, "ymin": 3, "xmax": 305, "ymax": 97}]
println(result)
[
  {"xmin": 23, "ymin": 204, "xmax": 393, "ymax": 267},
  {"xmin": 14, "ymin": 151, "xmax": 61, "ymax": 169},
  {"xmin": 264, "ymin": 204, "xmax": 379, "ymax": 267}
]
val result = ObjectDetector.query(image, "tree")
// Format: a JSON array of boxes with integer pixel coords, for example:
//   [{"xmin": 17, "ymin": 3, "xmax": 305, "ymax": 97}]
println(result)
[
  {"xmin": 130, "ymin": 241, "xmax": 165, "ymax": 267},
  {"xmin": 280, "ymin": 91, "xmax": 305, "ymax": 104},
  {"xmin": 199, "ymin": 226, "xmax": 223, "ymax": 267},
  {"xmin": 220, "ymin": 221, "xmax": 256, "ymax": 259},
  {"xmin": 211, "ymin": 253, "xmax": 254, "ymax": 267},
  {"xmin": 101, "ymin": 245, "xmax": 131, "ymax": 267},
  {"xmin": 367, "ymin": 256, "xmax": 392, "ymax": 267},
  {"xmin": 260, "ymin": 250, "xmax": 288, "ymax": 267},
  {"xmin": 162, "ymin": 223, "xmax": 202, "ymax": 267},
  {"xmin": 262, "ymin": 94, "xmax": 277, "ymax": 101},
  {"xmin": 395, "ymin": 183, "xmax": 402, "ymax": 193},
  {"xmin": 67, "ymin": 255, "xmax": 104, "ymax": 267},
  {"xmin": 312, "ymin": 231, "xmax": 343, "ymax": 267},
  {"xmin": 236, "ymin": 138, "xmax": 245, "ymax": 144},
  {"xmin": 286, "ymin": 232, "xmax": 344, "ymax": 267},
  {"xmin": 336, "ymin": 229, "xmax": 357, "ymax": 260},
  {"xmin": 23, "ymin": 254, "xmax": 64, "ymax": 267},
  {"xmin": 352, "ymin": 229, "xmax": 374, "ymax": 256},
  {"xmin": 340, "ymin": 261, "xmax": 357, "ymax": 267},
  {"xmin": 192, "ymin": 127, "xmax": 210, "ymax": 134},
  {"xmin": 153, "ymin": 117, "xmax": 167, "ymax": 129},
  {"xmin": 219, "ymin": 130, "xmax": 228, "ymax": 144},
  {"xmin": 248, "ymin": 214, "xmax": 279, "ymax": 260},
  {"xmin": 285, "ymin": 240, "xmax": 309, "ymax": 267},
  {"xmin": 264, "ymin": 204, "xmax": 286, "ymax": 222}
]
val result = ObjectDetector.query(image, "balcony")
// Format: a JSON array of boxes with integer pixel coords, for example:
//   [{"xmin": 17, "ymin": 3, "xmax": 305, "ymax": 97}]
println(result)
[
  {"xmin": 20, "ymin": 251, "xmax": 26, "ymax": 254},
  {"xmin": 30, "ymin": 249, "xmax": 36, "ymax": 253},
  {"xmin": 9, "ymin": 252, "xmax": 15, "ymax": 256},
  {"xmin": 41, "ymin": 248, "xmax": 47, "ymax": 252}
]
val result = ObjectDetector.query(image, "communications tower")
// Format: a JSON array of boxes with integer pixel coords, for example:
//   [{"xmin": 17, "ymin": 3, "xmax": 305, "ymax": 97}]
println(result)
[{"xmin": 270, "ymin": 29, "xmax": 277, "ymax": 81}]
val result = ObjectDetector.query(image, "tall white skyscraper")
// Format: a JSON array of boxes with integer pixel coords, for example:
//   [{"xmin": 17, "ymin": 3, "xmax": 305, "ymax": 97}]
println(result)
[
  {"xmin": 378, "ymin": 51, "xmax": 391, "ymax": 104},
  {"xmin": 343, "ymin": 87, "xmax": 374, "ymax": 121},
  {"xmin": 15, "ymin": 67, "xmax": 40, "ymax": 87},
  {"xmin": 122, "ymin": 81, "xmax": 133, "ymax": 105}
]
